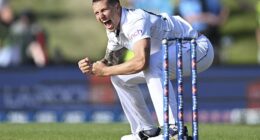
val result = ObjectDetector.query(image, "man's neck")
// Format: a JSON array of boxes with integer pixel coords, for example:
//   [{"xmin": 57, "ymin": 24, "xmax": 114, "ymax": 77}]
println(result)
[{"xmin": 115, "ymin": 7, "xmax": 122, "ymax": 37}]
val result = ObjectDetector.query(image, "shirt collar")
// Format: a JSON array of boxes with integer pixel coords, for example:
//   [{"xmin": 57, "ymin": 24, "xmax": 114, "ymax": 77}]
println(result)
[{"xmin": 107, "ymin": 8, "xmax": 126, "ymax": 37}]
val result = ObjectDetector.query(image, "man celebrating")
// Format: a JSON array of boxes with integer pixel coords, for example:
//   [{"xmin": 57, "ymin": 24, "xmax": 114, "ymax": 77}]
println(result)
[{"xmin": 78, "ymin": 0, "xmax": 214, "ymax": 139}]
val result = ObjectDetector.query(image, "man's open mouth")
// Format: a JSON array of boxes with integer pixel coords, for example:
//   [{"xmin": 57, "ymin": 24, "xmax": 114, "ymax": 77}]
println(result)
[{"xmin": 103, "ymin": 20, "xmax": 113, "ymax": 29}]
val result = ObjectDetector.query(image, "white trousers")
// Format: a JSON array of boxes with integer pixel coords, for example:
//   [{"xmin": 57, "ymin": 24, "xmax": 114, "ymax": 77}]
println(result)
[{"xmin": 111, "ymin": 35, "xmax": 214, "ymax": 134}]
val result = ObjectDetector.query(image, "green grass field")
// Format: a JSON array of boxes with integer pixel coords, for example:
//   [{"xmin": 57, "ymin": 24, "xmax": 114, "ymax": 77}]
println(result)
[{"xmin": 0, "ymin": 123, "xmax": 260, "ymax": 140}]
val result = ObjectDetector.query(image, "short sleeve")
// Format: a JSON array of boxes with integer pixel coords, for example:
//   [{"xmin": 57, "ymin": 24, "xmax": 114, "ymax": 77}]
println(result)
[{"xmin": 126, "ymin": 17, "xmax": 151, "ymax": 45}]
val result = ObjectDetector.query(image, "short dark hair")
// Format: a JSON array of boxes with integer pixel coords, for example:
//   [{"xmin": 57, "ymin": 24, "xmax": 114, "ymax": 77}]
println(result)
[{"xmin": 92, "ymin": 0, "xmax": 120, "ymax": 6}]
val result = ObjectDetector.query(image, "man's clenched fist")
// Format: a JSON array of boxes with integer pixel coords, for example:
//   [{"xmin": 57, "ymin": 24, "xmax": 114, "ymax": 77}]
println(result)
[{"xmin": 78, "ymin": 57, "xmax": 92, "ymax": 75}]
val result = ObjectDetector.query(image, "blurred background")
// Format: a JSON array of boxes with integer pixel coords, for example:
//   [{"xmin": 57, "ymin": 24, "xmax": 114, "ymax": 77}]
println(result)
[{"xmin": 0, "ymin": 0, "xmax": 260, "ymax": 125}]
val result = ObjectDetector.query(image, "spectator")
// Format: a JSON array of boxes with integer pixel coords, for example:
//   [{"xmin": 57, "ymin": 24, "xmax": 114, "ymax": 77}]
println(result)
[
  {"xmin": 0, "ymin": 1, "xmax": 48, "ymax": 68},
  {"xmin": 179, "ymin": 0, "xmax": 229, "ymax": 65},
  {"xmin": 12, "ymin": 9, "xmax": 48, "ymax": 67},
  {"xmin": 0, "ymin": 0, "xmax": 21, "ymax": 67}
]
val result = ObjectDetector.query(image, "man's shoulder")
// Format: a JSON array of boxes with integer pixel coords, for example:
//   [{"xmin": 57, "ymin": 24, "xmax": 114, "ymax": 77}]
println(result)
[
  {"xmin": 121, "ymin": 8, "xmax": 147, "ymax": 31},
  {"xmin": 123, "ymin": 8, "xmax": 147, "ymax": 22},
  {"xmin": 123, "ymin": 8, "xmax": 145, "ymax": 15}
]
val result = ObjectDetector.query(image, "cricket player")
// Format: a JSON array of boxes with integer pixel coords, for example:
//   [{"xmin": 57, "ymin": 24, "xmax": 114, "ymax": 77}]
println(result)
[{"xmin": 78, "ymin": 0, "xmax": 214, "ymax": 139}]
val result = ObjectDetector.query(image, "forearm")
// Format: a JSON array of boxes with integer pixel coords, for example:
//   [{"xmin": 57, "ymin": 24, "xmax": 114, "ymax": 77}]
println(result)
[
  {"xmin": 97, "ymin": 38, "xmax": 150, "ymax": 76},
  {"xmin": 102, "ymin": 57, "xmax": 146, "ymax": 76}
]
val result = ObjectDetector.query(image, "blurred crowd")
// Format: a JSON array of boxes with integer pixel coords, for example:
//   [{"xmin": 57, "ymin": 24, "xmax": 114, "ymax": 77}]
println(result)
[
  {"xmin": 0, "ymin": 0, "xmax": 48, "ymax": 68},
  {"xmin": 1, "ymin": 0, "xmax": 260, "ymax": 68}
]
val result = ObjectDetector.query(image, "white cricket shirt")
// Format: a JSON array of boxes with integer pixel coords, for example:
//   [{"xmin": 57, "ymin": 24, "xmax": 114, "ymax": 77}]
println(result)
[{"xmin": 106, "ymin": 8, "xmax": 198, "ymax": 54}]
